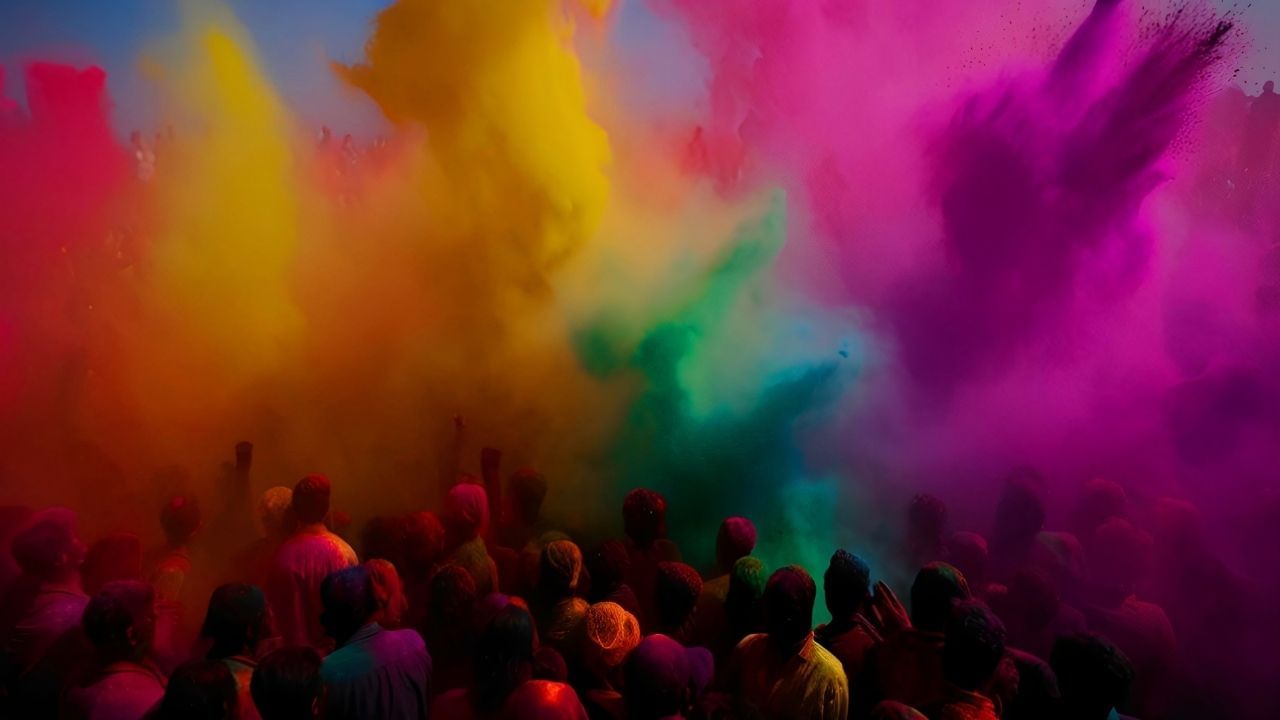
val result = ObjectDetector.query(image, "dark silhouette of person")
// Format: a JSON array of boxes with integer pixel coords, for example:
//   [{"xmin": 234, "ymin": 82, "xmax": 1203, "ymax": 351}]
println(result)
[
  {"xmin": 318, "ymin": 565, "xmax": 431, "ymax": 720},
  {"xmin": 814, "ymin": 549, "xmax": 879, "ymax": 681},
  {"xmin": 1240, "ymin": 80, "xmax": 1280, "ymax": 177},
  {"xmin": 151, "ymin": 659, "xmax": 238, "ymax": 720},
  {"xmin": 200, "ymin": 583, "xmax": 271, "ymax": 720},
  {"xmin": 249, "ymin": 646, "xmax": 323, "ymax": 720},
  {"xmin": 1051, "ymin": 632, "xmax": 1136, "ymax": 720}
]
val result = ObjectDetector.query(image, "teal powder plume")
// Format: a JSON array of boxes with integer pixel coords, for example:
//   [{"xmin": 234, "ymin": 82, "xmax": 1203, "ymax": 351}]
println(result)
[{"xmin": 575, "ymin": 191, "xmax": 860, "ymax": 578}]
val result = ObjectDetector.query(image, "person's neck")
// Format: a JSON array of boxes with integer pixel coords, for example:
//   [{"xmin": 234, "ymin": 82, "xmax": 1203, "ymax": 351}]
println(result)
[
  {"xmin": 298, "ymin": 522, "xmax": 329, "ymax": 534},
  {"xmin": 336, "ymin": 621, "xmax": 378, "ymax": 648},
  {"xmin": 769, "ymin": 632, "xmax": 809, "ymax": 658},
  {"xmin": 825, "ymin": 612, "xmax": 860, "ymax": 632}
]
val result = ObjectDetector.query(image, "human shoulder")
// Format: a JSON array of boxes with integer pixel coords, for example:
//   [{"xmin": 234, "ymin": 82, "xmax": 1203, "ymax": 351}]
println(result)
[
  {"xmin": 385, "ymin": 627, "xmax": 428, "ymax": 653},
  {"xmin": 809, "ymin": 638, "xmax": 848, "ymax": 677}
]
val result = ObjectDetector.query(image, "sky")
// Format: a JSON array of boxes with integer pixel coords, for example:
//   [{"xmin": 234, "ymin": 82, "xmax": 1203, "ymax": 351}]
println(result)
[{"xmin": 0, "ymin": 0, "xmax": 1276, "ymax": 136}]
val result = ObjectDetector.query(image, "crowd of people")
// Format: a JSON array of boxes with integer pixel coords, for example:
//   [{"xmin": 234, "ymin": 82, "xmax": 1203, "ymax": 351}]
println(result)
[{"xmin": 0, "ymin": 435, "xmax": 1271, "ymax": 720}]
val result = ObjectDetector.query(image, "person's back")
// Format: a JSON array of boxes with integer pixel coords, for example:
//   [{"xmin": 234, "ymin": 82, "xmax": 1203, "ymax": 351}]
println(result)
[
  {"xmin": 234, "ymin": 487, "xmax": 294, "ymax": 590},
  {"xmin": 692, "ymin": 517, "xmax": 756, "ymax": 652},
  {"xmin": 71, "ymin": 662, "xmax": 167, "ymax": 720},
  {"xmin": 150, "ymin": 660, "xmax": 237, "ymax": 720},
  {"xmin": 733, "ymin": 566, "xmax": 848, "ymax": 720},
  {"xmin": 319, "ymin": 566, "xmax": 431, "ymax": 720},
  {"xmin": 4, "ymin": 512, "xmax": 88, "ymax": 674},
  {"xmin": 431, "ymin": 604, "xmax": 536, "ymax": 720},
  {"xmin": 533, "ymin": 540, "xmax": 584, "ymax": 638},
  {"xmin": 2, "ymin": 511, "xmax": 92, "ymax": 715},
  {"xmin": 420, "ymin": 565, "xmax": 477, "ymax": 692},
  {"xmin": 442, "ymin": 483, "xmax": 498, "ymax": 597},
  {"xmin": 1051, "ymin": 632, "xmax": 1135, "ymax": 720},
  {"xmin": 922, "ymin": 601, "xmax": 1006, "ymax": 720},
  {"xmin": 321, "ymin": 625, "xmax": 431, "ymax": 718},
  {"xmin": 1082, "ymin": 518, "xmax": 1175, "ymax": 718},
  {"xmin": 584, "ymin": 540, "xmax": 640, "ymax": 618},
  {"xmin": 66, "ymin": 581, "xmax": 166, "ymax": 720},
  {"xmin": 497, "ymin": 468, "xmax": 550, "ymax": 552},
  {"xmin": 148, "ymin": 496, "xmax": 200, "ymax": 606},
  {"xmin": 201, "ymin": 583, "xmax": 270, "ymax": 720},
  {"xmin": 149, "ymin": 495, "xmax": 201, "ymax": 671},
  {"xmin": 653, "ymin": 561, "xmax": 702, "ymax": 643},
  {"xmin": 620, "ymin": 489, "xmax": 681, "ymax": 630},
  {"xmin": 864, "ymin": 562, "xmax": 971, "ymax": 712},
  {"xmin": 249, "ymin": 647, "xmax": 322, "ymax": 720},
  {"xmin": 814, "ymin": 549, "xmax": 879, "ymax": 683},
  {"xmin": 267, "ymin": 475, "xmax": 356, "ymax": 650}
]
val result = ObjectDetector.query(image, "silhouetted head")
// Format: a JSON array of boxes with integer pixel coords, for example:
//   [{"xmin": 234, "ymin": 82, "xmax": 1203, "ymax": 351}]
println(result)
[
  {"xmin": 910, "ymin": 562, "xmax": 971, "ymax": 633},
  {"xmin": 726, "ymin": 556, "xmax": 767, "ymax": 639},
  {"xmin": 250, "ymin": 646, "xmax": 323, "ymax": 720},
  {"xmin": 83, "ymin": 580, "xmax": 156, "ymax": 665},
  {"xmin": 443, "ymin": 482, "xmax": 490, "ymax": 541},
  {"xmin": 1072, "ymin": 479, "xmax": 1127, "ymax": 539},
  {"xmin": 584, "ymin": 601, "xmax": 642, "ymax": 673},
  {"xmin": 1151, "ymin": 497, "xmax": 1203, "ymax": 557},
  {"xmin": 1051, "ymin": 632, "xmax": 1133, "ymax": 720},
  {"xmin": 993, "ymin": 470, "xmax": 1047, "ymax": 545},
  {"xmin": 942, "ymin": 600, "xmax": 1006, "ymax": 691},
  {"xmin": 585, "ymin": 539, "xmax": 630, "ymax": 597},
  {"xmin": 503, "ymin": 680, "xmax": 587, "ymax": 720},
  {"xmin": 534, "ymin": 645, "xmax": 569, "ymax": 683},
  {"xmin": 82, "ymin": 532, "xmax": 142, "ymax": 594},
  {"xmin": 715, "ymin": 516, "xmax": 757, "ymax": 571},
  {"xmin": 763, "ymin": 565, "xmax": 816, "ymax": 652},
  {"xmin": 365, "ymin": 559, "xmax": 405, "ymax": 627},
  {"xmin": 539, "ymin": 540, "xmax": 584, "ymax": 599},
  {"xmin": 1265, "ymin": 80, "xmax": 1275, "ymax": 94},
  {"xmin": 1087, "ymin": 517, "xmax": 1150, "ymax": 596},
  {"xmin": 154, "ymin": 660, "xmax": 237, "ymax": 720},
  {"xmin": 541, "ymin": 597, "xmax": 588, "ymax": 654},
  {"xmin": 654, "ymin": 561, "xmax": 702, "ymax": 637},
  {"xmin": 319, "ymin": 565, "xmax": 376, "ymax": 646},
  {"xmin": 360, "ymin": 516, "xmax": 404, "ymax": 565},
  {"xmin": 400, "ymin": 511, "xmax": 445, "ymax": 582},
  {"xmin": 473, "ymin": 604, "xmax": 536, "ymax": 714},
  {"xmin": 259, "ymin": 487, "xmax": 294, "ymax": 539},
  {"xmin": 160, "ymin": 495, "xmax": 201, "ymax": 546},
  {"xmin": 622, "ymin": 488, "xmax": 667, "ymax": 548},
  {"xmin": 625, "ymin": 634, "xmax": 691, "ymax": 720},
  {"xmin": 824, "ymin": 549, "xmax": 872, "ymax": 620},
  {"xmin": 908, "ymin": 493, "xmax": 948, "ymax": 543},
  {"xmin": 291, "ymin": 475, "xmax": 331, "ymax": 526},
  {"xmin": 426, "ymin": 565, "xmax": 477, "ymax": 631},
  {"xmin": 12, "ymin": 510, "xmax": 84, "ymax": 581},
  {"xmin": 946, "ymin": 531, "xmax": 989, "ymax": 587},
  {"xmin": 510, "ymin": 468, "xmax": 549, "ymax": 525},
  {"xmin": 202, "ymin": 583, "xmax": 269, "ymax": 659}
]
